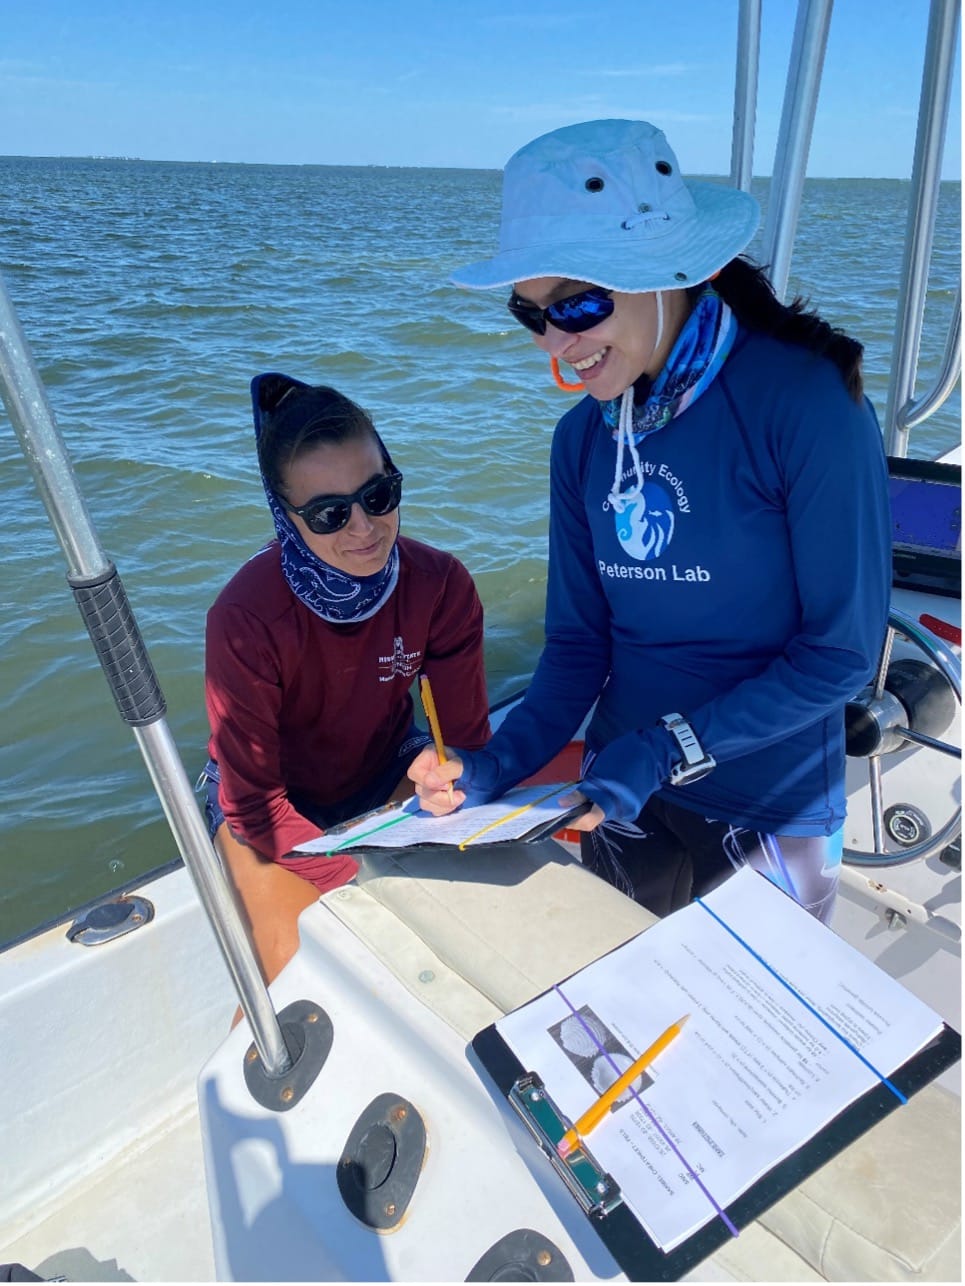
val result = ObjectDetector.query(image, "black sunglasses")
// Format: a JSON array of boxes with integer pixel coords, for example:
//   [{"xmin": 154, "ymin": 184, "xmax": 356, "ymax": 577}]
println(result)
[
  {"xmin": 507, "ymin": 286, "xmax": 614, "ymax": 335},
  {"xmin": 283, "ymin": 469, "xmax": 403, "ymax": 535}
]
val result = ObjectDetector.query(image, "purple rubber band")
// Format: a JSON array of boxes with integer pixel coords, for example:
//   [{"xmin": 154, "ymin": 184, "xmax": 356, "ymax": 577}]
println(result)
[{"xmin": 553, "ymin": 984, "xmax": 739, "ymax": 1240}]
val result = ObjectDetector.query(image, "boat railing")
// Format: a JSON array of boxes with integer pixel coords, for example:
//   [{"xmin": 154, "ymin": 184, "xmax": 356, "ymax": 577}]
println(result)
[
  {"xmin": 759, "ymin": 0, "xmax": 834, "ymax": 302},
  {"xmin": 885, "ymin": 0, "xmax": 962, "ymax": 456},
  {"xmin": 729, "ymin": 0, "xmax": 761, "ymax": 192},
  {"xmin": 730, "ymin": 0, "xmax": 961, "ymax": 455},
  {"xmin": 901, "ymin": 282, "xmax": 962, "ymax": 435}
]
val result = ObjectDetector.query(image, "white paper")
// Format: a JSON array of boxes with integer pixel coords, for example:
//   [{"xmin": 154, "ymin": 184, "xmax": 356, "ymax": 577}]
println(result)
[
  {"xmin": 294, "ymin": 782, "xmax": 577, "ymax": 854},
  {"xmin": 496, "ymin": 866, "xmax": 942, "ymax": 1252}
]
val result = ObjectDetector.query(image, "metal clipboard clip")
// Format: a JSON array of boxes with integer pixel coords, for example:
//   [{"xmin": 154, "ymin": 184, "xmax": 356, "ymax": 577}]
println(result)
[{"xmin": 509, "ymin": 1072, "xmax": 623, "ymax": 1218}]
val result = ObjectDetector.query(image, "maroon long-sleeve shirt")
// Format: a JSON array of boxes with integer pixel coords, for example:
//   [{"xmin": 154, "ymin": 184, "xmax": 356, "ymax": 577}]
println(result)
[{"xmin": 205, "ymin": 535, "xmax": 490, "ymax": 876}]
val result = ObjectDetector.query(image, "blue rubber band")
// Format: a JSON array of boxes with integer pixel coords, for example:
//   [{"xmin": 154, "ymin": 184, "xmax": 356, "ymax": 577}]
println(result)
[{"xmin": 695, "ymin": 897, "xmax": 907, "ymax": 1104}]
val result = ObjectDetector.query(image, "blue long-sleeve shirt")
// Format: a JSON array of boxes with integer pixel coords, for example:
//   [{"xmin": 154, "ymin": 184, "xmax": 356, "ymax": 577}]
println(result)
[{"xmin": 460, "ymin": 328, "xmax": 892, "ymax": 834}]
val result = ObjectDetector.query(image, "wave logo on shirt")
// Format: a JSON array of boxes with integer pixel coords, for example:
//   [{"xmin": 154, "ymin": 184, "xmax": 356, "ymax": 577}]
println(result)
[
  {"xmin": 612, "ymin": 482, "xmax": 676, "ymax": 561},
  {"xmin": 378, "ymin": 635, "xmax": 423, "ymax": 682}
]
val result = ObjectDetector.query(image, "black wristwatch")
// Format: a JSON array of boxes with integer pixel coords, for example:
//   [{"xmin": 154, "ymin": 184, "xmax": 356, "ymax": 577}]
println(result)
[{"xmin": 659, "ymin": 713, "xmax": 715, "ymax": 786}]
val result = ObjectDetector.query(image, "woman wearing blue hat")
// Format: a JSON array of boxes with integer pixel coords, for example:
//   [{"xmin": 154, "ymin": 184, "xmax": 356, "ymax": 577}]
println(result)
[{"xmin": 409, "ymin": 119, "xmax": 891, "ymax": 922}]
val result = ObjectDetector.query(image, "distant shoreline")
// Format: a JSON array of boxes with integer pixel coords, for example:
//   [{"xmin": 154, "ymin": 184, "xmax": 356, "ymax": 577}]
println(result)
[{"xmin": 1, "ymin": 154, "xmax": 960, "ymax": 182}]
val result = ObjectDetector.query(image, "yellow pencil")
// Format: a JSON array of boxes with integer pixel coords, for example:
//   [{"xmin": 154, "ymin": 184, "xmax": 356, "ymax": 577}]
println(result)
[
  {"xmin": 557, "ymin": 1015, "xmax": 689, "ymax": 1157},
  {"xmin": 419, "ymin": 673, "xmax": 454, "ymax": 804}
]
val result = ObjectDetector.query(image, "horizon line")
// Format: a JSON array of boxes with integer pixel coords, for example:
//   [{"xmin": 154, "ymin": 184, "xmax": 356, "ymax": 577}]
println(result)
[{"xmin": 2, "ymin": 153, "xmax": 960, "ymax": 182}]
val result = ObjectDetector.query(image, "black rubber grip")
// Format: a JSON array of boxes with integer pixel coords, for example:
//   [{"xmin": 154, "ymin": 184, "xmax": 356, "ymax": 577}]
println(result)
[{"xmin": 68, "ymin": 563, "xmax": 167, "ymax": 726}]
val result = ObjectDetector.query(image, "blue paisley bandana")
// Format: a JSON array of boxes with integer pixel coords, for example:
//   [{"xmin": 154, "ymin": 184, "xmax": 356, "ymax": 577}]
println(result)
[
  {"xmin": 601, "ymin": 287, "xmax": 737, "ymax": 442},
  {"xmin": 252, "ymin": 395, "xmax": 399, "ymax": 625},
  {"xmin": 604, "ymin": 288, "xmax": 736, "ymax": 517},
  {"xmin": 262, "ymin": 484, "xmax": 399, "ymax": 625}
]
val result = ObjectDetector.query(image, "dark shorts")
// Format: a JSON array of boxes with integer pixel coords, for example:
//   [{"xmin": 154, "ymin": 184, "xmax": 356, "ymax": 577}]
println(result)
[
  {"xmin": 580, "ymin": 794, "xmax": 843, "ymax": 924},
  {"xmin": 198, "ymin": 727, "xmax": 432, "ymax": 843}
]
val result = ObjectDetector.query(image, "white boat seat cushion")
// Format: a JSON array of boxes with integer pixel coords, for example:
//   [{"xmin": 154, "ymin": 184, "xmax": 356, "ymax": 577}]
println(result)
[
  {"xmin": 354, "ymin": 839, "xmax": 657, "ymax": 1012},
  {"xmin": 349, "ymin": 840, "xmax": 961, "ymax": 1283},
  {"xmin": 757, "ymin": 1079, "xmax": 961, "ymax": 1282}
]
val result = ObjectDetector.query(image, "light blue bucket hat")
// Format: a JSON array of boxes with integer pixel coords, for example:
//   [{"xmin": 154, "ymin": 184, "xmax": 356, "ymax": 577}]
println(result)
[{"xmin": 452, "ymin": 119, "xmax": 760, "ymax": 294}]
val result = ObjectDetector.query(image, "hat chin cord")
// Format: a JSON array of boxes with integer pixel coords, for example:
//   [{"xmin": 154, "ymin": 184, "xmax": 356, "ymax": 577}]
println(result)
[
  {"xmin": 549, "ymin": 289, "xmax": 665, "ymax": 395},
  {"xmin": 606, "ymin": 289, "xmax": 664, "ymax": 511}
]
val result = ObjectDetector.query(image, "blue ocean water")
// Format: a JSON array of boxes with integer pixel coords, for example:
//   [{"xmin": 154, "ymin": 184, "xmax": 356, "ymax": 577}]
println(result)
[{"xmin": 0, "ymin": 158, "xmax": 960, "ymax": 940}]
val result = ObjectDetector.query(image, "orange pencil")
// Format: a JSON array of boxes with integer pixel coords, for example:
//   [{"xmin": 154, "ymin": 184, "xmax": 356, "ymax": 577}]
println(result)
[{"xmin": 558, "ymin": 1015, "xmax": 689, "ymax": 1158}]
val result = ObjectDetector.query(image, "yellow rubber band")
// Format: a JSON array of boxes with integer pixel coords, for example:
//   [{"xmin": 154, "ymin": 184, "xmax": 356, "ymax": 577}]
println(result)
[{"xmin": 456, "ymin": 784, "xmax": 573, "ymax": 851}]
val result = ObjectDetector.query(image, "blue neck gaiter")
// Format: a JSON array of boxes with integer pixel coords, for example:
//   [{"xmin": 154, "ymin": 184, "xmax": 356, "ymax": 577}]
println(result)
[
  {"xmin": 601, "ymin": 286, "xmax": 737, "ymax": 441},
  {"xmin": 252, "ymin": 383, "xmax": 400, "ymax": 626},
  {"xmin": 261, "ymin": 484, "xmax": 399, "ymax": 625}
]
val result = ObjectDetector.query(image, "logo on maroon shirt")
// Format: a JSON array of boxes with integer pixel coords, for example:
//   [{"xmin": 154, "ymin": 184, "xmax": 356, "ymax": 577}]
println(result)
[{"xmin": 378, "ymin": 635, "xmax": 423, "ymax": 682}]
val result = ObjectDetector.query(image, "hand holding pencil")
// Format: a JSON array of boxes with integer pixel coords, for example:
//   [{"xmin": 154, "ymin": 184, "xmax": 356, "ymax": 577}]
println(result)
[{"xmin": 412, "ymin": 674, "xmax": 463, "ymax": 815}]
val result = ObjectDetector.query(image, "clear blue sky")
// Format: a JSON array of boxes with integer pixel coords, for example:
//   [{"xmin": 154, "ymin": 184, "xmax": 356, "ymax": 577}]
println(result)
[{"xmin": 1, "ymin": 0, "xmax": 960, "ymax": 178}]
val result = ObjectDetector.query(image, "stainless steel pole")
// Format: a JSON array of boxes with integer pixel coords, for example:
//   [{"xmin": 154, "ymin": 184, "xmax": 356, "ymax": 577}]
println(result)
[
  {"xmin": 759, "ymin": 0, "xmax": 833, "ymax": 301},
  {"xmin": 884, "ymin": 0, "xmax": 960, "ymax": 457},
  {"xmin": 899, "ymin": 284, "xmax": 961, "ymax": 434},
  {"xmin": 730, "ymin": 0, "xmax": 762, "ymax": 193},
  {"xmin": 0, "ymin": 270, "xmax": 293, "ymax": 1078}
]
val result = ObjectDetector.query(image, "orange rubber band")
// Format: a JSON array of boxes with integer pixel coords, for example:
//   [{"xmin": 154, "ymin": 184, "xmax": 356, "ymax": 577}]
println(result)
[{"xmin": 551, "ymin": 356, "xmax": 585, "ymax": 392}]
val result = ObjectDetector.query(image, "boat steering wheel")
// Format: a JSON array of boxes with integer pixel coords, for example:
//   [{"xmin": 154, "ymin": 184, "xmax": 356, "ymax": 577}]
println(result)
[{"xmin": 844, "ymin": 607, "xmax": 961, "ymax": 866}]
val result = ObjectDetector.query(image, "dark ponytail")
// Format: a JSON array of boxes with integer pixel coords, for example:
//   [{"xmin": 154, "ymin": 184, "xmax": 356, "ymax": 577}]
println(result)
[
  {"xmin": 710, "ymin": 258, "xmax": 864, "ymax": 401},
  {"xmin": 252, "ymin": 374, "xmax": 390, "ymax": 497}
]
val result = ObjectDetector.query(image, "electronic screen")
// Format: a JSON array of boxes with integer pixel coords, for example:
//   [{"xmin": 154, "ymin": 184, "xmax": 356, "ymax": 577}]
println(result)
[{"xmin": 888, "ymin": 457, "xmax": 961, "ymax": 597}]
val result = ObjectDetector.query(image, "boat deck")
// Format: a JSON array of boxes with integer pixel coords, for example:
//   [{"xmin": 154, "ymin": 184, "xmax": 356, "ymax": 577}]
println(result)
[
  {"xmin": 1, "ymin": 1107, "xmax": 214, "ymax": 1283},
  {"xmin": 0, "ymin": 865, "xmax": 229, "ymax": 1282}
]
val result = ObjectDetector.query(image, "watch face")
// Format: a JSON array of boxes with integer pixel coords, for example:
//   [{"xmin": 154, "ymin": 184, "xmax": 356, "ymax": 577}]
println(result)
[{"xmin": 670, "ymin": 761, "xmax": 714, "ymax": 786}]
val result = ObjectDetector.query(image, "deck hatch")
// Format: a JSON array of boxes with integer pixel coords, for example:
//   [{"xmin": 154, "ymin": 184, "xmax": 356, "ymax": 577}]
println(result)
[
  {"xmin": 66, "ymin": 895, "xmax": 154, "ymax": 946},
  {"xmin": 466, "ymin": 1228, "xmax": 574, "ymax": 1281},
  {"xmin": 337, "ymin": 1093, "xmax": 426, "ymax": 1231}
]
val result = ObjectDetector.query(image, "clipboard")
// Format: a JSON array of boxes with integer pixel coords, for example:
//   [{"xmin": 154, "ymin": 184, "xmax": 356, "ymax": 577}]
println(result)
[
  {"xmin": 472, "ymin": 1016, "xmax": 960, "ymax": 1281},
  {"xmin": 296, "ymin": 783, "xmax": 591, "ymax": 856},
  {"xmin": 470, "ymin": 882, "xmax": 961, "ymax": 1286}
]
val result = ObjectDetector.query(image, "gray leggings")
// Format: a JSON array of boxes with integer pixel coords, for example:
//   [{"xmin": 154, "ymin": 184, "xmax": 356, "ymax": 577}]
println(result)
[{"xmin": 580, "ymin": 794, "xmax": 843, "ymax": 924}]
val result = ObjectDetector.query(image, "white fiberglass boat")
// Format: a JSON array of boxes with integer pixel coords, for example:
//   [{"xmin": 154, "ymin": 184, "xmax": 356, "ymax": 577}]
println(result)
[{"xmin": 0, "ymin": 2, "xmax": 960, "ymax": 1282}]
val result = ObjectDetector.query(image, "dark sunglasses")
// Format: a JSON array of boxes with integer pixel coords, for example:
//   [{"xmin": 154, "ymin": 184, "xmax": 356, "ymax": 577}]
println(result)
[
  {"xmin": 507, "ymin": 286, "xmax": 614, "ymax": 335},
  {"xmin": 283, "ymin": 469, "xmax": 403, "ymax": 535}
]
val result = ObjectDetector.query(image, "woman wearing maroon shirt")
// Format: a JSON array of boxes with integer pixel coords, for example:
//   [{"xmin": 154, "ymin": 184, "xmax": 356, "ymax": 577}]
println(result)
[{"xmin": 203, "ymin": 373, "xmax": 490, "ymax": 984}]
